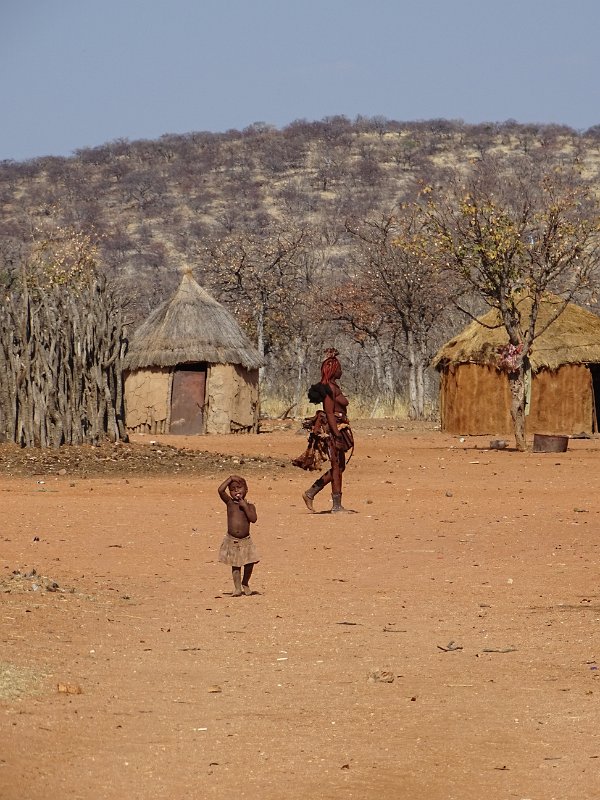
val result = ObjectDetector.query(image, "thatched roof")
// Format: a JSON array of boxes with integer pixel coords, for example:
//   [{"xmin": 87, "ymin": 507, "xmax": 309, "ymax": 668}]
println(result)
[
  {"xmin": 432, "ymin": 295, "xmax": 600, "ymax": 372},
  {"xmin": 123, "ymin": 272, "xmax": 264, "ymax": 371}
]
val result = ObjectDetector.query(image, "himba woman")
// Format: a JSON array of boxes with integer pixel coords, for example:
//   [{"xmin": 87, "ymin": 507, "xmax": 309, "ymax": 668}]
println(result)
[{"xmin": 302, "ymin": 348, "xmax": 353, "ymax": 513}]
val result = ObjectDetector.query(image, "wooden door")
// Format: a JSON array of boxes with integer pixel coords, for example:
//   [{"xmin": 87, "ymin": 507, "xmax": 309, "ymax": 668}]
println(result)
[{"xmin": 170, "ymin": 365, "xmax": 206, "ymax": 434}]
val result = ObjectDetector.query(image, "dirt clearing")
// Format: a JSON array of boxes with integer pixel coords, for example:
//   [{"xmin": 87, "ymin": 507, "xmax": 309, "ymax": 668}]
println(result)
[{"xmin": 1, "ymin": 421, "xmax": 599, "ymax": 799}]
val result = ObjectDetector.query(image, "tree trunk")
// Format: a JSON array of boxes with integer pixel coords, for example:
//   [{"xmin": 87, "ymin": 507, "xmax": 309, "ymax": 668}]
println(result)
[
  {"xmin": 293, "ymin": 337, "xmax": 307, "ymax": 413},
  {"xmin": 508, "ymin": 365, "xmax": 528, "ymax": 451},
  {"xmin": 371, "ymin": 346, "xmax": 394, "ymax": 406},
  {"xmin": 415, "ymin": 358, "xmax": 425, "ymax": 418},
  {"xmin": 407, "ymin": 333, "xmax": 418, "ymax": 419},
  {"xmin": 383, "ymin": 362, "xmax": 395, "ymax": 400},
  {"xmin": 371, "ymin": 348, "xmax": 385, "ymax": 394},
  {"xmin": 256, "ymin": 306, "xmax": 265, "ymax": 383}
]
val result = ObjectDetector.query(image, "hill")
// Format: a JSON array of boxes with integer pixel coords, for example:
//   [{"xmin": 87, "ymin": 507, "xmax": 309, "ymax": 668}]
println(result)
[{"xmin": 2, "ymin": 116, "xmax": 600, "ymax": 412}]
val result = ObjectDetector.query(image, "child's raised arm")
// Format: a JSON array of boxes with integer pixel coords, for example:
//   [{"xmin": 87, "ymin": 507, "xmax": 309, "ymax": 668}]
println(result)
[{"xmin": 218, "ymin": 476, "xmax": 233, "ymax": 503}]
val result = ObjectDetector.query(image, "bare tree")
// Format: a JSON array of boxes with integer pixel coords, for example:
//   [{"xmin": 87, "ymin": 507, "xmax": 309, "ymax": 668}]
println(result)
[
  {"xmin": 345, "ymin": 206, "xmax": 453, "ymax": 417},
  {"xmin": 424, "ymin": 156, "xmax": 600, "ymax": 449},
  {"xmin": 200, "ymin": 221, "xmax": 313, "ymax": 375}
]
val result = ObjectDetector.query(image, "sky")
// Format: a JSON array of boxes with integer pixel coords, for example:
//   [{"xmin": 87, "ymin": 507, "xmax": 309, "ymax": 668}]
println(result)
[{"xmin": 2, "ymin": 0, "xmax": 600, "ymax": 162}]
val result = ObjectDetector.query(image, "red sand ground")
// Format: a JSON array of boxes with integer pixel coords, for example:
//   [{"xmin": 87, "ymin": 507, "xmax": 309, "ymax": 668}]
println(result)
[{"xmin": 1, "ymin": 422, "xmax": 600, "ymax": 800}]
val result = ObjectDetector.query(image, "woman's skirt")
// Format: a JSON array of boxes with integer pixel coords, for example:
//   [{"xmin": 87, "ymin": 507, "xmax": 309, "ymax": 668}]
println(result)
[{"xmin": 218, "ymin": 533, "xmax": 260, "ymax": 567}]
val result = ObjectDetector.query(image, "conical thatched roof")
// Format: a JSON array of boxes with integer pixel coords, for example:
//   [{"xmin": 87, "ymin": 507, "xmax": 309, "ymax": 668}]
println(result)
[
  {"xmin": 432, "ymin": 295, "xmax": 600, "ymax": 372},
  {"xmin": 123, "ymin": 272, "xmax": 264, "ymax": 371}
]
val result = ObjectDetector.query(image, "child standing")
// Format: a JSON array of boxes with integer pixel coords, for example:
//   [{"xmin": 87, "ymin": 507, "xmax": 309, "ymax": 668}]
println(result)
[{"xmin": 217, "ymin": 475, "xmax": 259, "ymax": 596}]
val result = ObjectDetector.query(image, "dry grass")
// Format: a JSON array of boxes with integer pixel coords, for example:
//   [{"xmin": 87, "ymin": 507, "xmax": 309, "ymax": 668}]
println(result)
[
  {"xmin": 260, "ymin": 393, "xmax": 435, "ymax": 421},
  {"xmin": 0, "ymin": 661, "xmax": 45, "ymax": 700}
]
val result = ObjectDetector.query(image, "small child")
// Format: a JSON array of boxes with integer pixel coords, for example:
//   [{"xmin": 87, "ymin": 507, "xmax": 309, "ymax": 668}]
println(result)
[{"xmin": 217, "ymin": 475, "xmax": 259, "ymax": 597}]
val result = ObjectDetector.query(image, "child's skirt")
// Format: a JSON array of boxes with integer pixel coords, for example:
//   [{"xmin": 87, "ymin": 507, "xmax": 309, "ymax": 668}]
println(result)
[{"xmin": 218, "ymin": 533, "xmax": 260, "ymax": 567}]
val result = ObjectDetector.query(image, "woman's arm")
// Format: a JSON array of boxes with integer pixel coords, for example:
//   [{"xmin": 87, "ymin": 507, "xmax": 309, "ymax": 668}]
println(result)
[{"xmin": 324, "ymin": 389, "xmax": 343, "ymax": 448}]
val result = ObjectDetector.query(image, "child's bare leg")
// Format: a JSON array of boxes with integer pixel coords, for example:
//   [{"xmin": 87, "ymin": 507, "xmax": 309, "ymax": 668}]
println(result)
[
  {"xmin": 242, "ymin": 563, "xmax": 254, "ymax": 595},
  {"xmin": 231, "ymin": 566, "xmax": 243, "ymax": 596}
]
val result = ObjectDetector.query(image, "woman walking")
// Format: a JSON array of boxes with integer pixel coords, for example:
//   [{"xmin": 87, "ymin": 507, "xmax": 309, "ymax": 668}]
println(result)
[{"xmin": 301, "ymin": 348, "xmax": 353, "ymax": 513}]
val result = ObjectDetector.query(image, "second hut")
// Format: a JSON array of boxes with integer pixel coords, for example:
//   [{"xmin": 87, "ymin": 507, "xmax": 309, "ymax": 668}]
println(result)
[
  {"xmin": 123, "ymin": 271, "xmax": 263, "ymax": 435},
  {"xmin": 432, "ymin": 295, "xmax": 600, "ymax": 436}
]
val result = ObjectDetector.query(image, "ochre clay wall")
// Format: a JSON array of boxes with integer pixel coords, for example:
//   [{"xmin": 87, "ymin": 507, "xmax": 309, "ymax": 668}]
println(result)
[
  {"xmin": 125, "ymin": 363, "xmax": 260, "ymax": 435},
  {"xmin": 440, "ymin": 364, "xmax": 512, "ymax": 435},
  {"xmin": 124, "ymin": 368, "xmax": 171, "ymax": 434},
  {"xmin": 528, "ymin": 364, "xmax": 592, "ymax": 435},
  {"xmin": 206, "ymin": 364, "xmax": 259, "ymax": 434},
  {"xmin": 440, "ymin": 363, "xmax": 593, "ymax": 436}
]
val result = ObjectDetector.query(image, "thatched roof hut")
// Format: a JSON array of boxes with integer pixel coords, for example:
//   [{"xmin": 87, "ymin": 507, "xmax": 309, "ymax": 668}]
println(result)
[
  {"xmin": 123, "ymin": 272, "xmax": 263, "ymax": 435},
  {"xmin": 432, "ymin": 296, "xmax": 600, "ymax": 436}
]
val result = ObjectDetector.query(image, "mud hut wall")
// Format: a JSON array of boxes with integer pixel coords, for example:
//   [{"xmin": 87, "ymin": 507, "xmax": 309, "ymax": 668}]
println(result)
[
  {"xmin": 229, "ymin": 365, "xmax": 259, "ymax": 431},
  {"xmin": 528, "ymin": 364, "xmax": 592, "ymax": 435},
  {"xmin": 440, "ymin": 363, "xmax": 512, "ymax": 435},
  {"xmin": 124, "ymin": 368, "xmax": 172, "ymax": 434},
  {"xmin": 206, "ymin": 363, "xmax": 259, "ymax": 434},
  {"xmin": 440, "ymin": 362, "xmax": 594, "ymax": 436}
]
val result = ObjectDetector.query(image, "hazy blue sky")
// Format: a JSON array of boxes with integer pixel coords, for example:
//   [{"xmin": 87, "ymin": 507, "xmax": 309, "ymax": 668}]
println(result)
[{"xmin": 2, "ymin": 0, "xmax": 600, "ymax": 161}]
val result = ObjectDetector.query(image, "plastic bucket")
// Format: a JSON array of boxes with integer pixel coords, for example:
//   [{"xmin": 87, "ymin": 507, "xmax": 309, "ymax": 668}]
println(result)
[{"xmin": 532, "ymin": 434, "xmax": 569, "ymax": 453}]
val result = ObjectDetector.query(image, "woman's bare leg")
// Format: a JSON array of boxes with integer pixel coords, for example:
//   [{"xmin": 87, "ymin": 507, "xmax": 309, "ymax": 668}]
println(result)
[
  {"xmin": 331, "ymin": 455, "xmax": 342, "ymax": 495},
  {"xmin": 331, "ymin": 453, "xmax": 348, "ymax": 512},
  {"xmin": 303, "ymin": 472, "xmax": 331, "ymax": 511}
]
